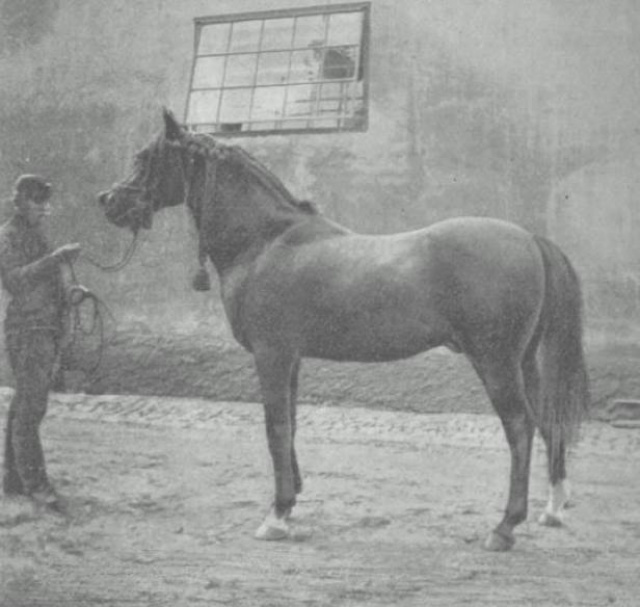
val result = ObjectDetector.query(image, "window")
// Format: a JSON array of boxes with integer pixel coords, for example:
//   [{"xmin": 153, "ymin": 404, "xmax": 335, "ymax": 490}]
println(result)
[{"xmin": 185, "ymin": 2, "xmax": 370, "ymax": 136}]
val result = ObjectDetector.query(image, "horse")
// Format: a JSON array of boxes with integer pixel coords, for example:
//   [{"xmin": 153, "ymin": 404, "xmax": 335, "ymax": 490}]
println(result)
[{"xmin": 97, "ymin": 109, "xmax": 589, "ymax": 551}]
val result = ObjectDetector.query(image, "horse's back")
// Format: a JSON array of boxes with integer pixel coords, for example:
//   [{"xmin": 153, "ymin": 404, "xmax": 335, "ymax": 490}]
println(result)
[{"xmin": 424, "ymin": 216, "xmax": 537, "ymax": 260}]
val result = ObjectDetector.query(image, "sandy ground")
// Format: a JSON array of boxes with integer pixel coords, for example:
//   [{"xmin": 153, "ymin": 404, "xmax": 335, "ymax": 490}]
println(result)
[{"xmin": 1, "ymin": 387, "xmax": 639, "ymax": 607}]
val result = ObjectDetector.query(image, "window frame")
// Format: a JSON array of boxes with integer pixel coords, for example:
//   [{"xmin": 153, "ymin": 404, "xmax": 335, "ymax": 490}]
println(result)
[{"xmin": 184, "ymin": 2, "xmax": 371, "ymax": 137}]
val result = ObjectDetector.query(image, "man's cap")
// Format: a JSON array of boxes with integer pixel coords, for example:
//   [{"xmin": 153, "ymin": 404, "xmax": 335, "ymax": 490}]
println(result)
[{"xmin": 14, "ymin": 174, "xmax": 52, "ymax": 203}]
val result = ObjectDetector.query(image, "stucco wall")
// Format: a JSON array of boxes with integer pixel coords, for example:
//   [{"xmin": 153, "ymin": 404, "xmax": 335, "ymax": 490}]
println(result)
[{"xmin": 0, "ymin": 0, "xmax": 639, "ymax": 336}]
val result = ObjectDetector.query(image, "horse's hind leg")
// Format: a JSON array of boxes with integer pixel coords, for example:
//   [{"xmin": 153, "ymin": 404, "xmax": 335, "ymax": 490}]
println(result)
[
  {"xmin": 290, "ymin": 359, "xmax": 302, "ymax": 495},
  {"xmin": 476, "ymin": 361, "xmax": 535, "ymax": 551},
  {"xmin": 536, "ymin": 399, "xmax": 570, "ymax": 527},
  {"xmin": 521, "ymin": 346, "xmax": 570, "ymax": 527},
  {"xmin": 253, "ymin": 346, "xmax": 298, "ymax": 541},
  {"xmin": 537, "ymin": 437, "xmax": 570, "ymax": 528}
]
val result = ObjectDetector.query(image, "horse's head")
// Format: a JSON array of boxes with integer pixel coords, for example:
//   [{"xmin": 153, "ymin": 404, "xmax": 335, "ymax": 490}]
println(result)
[{"xmin": 97, "ymin": 109, "xmax": 190, "ymax": 232}]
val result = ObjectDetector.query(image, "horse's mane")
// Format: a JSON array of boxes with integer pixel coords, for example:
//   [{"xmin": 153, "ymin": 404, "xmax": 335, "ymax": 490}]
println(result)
[{"xmin": 182, "ymin": 133, "xmax": 319, "ymax": 216}]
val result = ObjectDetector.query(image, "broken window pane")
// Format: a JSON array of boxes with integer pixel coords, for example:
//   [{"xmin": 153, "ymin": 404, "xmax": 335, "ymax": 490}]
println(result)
[{"xmin": 320, "ymin": 47, "xmax": 356, "ymax": 80}]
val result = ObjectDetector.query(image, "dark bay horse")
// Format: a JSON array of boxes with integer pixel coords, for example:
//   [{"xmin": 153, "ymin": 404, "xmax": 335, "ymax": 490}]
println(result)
[{"xmin": 98, "ymin": 110, "xmax": 589, "ymax": 551}]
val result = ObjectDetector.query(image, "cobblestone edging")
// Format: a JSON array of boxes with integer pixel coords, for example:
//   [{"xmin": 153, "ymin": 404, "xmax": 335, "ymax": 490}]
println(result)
[{"xmin": 0, "ymin": 387, "xmax": 638, "ymax": 458}]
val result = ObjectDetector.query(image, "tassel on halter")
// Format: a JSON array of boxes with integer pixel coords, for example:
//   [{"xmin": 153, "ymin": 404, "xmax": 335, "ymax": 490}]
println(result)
[{"xmin": 192, "ymin": 244, "xmax": 211, "ymax": 292}]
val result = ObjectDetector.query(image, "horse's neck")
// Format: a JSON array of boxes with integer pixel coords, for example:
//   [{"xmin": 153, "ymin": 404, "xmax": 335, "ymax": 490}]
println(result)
[{"xmin": 201, "ymin": 177, "xmax": 299, "ymax": 274}]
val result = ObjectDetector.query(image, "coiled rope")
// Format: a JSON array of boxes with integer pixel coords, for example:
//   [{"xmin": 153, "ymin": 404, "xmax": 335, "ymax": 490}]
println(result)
[{"xmin": 61, "ymin": 263, "xmax": 117, "ymax": 380}]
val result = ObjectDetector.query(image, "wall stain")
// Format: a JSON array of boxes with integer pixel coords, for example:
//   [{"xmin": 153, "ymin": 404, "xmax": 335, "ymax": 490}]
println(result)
[{"xmin": 0, "ymin": 0, "xmax": 60, "ymax": 52}]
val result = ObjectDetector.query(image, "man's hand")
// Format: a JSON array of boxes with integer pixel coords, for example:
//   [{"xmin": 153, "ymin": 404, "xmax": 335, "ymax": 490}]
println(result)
[{"xmin": 52, "ymin": 243, "xmax": 81, "ymax": 264}]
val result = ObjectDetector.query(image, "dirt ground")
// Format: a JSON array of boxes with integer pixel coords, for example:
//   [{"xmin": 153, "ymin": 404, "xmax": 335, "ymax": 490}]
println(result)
[
  {"xmin": 1, "ymin": 380, "xmax": 639, "ymax": 606},
  {"xmin": 1, "ymin": 327, "xmax": 640, "ymax": 606}
]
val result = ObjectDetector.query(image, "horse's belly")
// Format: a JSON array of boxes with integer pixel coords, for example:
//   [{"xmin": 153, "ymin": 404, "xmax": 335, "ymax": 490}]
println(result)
[{"xmin": 300, "ymin": 314, "xmax": 444, "ymax": 362}]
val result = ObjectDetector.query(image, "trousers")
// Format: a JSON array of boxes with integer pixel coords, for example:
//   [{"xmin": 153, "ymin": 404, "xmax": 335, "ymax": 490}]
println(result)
[{"xmin": 3, "ymin": 326, "xmax": 58, "ymax": 495}]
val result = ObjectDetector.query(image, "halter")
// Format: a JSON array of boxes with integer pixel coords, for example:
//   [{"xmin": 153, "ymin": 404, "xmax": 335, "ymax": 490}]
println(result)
[{"xmin": 127, "ymin": 134, "xmax": 219, "ymax": 291}]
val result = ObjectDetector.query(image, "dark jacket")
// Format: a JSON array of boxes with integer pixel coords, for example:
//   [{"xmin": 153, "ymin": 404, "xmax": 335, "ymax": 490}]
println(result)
[{"xmin": 0, "ymin": 214, "xmax": 65, "ymax": 334}]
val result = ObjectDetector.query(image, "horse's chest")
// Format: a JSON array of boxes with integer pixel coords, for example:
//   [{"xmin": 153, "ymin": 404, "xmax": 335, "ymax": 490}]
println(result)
[{"xmin": 219, "ymin": 269, "xmax": 253, "ymax": 348}]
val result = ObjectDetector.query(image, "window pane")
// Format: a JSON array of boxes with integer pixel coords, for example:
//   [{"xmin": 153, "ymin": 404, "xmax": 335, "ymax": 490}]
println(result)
[
  {"xmin": 250, "ymin": 121, "xmax": 276, "ymax": 131},
  {"xmin": 288, "ymin": 99, "xmax": 313, "ymax": 118},
  {"xmin": 262, "ymin": 18, "xmax": 294, "ymax": 51},
  {"xmin": 289, "ymin": 49, "xmax": 319, "ymax": 83},
  {"xmin": 345, "ymin": 80, "xmax": 365, "ymax": 106},
  {"xmin": 309, "ymin": 117, "xmax": 339, "ymax": 129},
  {"xmin": 320, "ymin": 47, "xmax": 357, "ymax": 80},
  {"xmin": 192, "ymin": 123, "xmax": 217, "ymax": 134},
  {"xmin": 285, "ymin": 84, "xmax": 316, "ymax": 117},
  {"xmin": 284, "ymin": 119, "xmax": 311, "ymax": 130},
  {"xmin": 219, "ymin": 88, "xmax": 252, "ymax": 122},
  {"xmin": 252, "ymin": 86, "xmax": 286, "ymax": 120},
  {"xmin": 319, "ymin": 96, "xmax": 341, "ymax": 114},
  {"xmin": 187, "ymin": 90, "xmax": 221, "ymax": 124},
  {"xmin": 192, "ymin": 56, "xmax": 226, "ymax": 89},
  {"xmin": 319, "ymin": 82, "xmax": 360, "ymax": 115},
  {"xmin": 198, "ymin": 23, "xmax": 231, "ymax": 55},
  {"xmin": 224, "ymin": 53, "xmax": 258, "ymax": 87},
  {"xmin": 257, "ymin": 51, "xmax": 290, "ymax": 85},
  {"xmin": 320, "ymin": 82, "xmax": 341, "ymax": 100},
  {"xmin": 229, "ymin": 20, "xmax": 262, "ymax": 53},
  {"xmin": 294, "ymin": 15, "xmax": 326, "ymax": 48},
  {"xmin": 327, "ymin": 12, "xmax": 362, "ymax": 46}
]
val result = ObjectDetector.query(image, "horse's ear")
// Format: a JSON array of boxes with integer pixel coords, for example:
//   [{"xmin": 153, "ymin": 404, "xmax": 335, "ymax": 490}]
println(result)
[{"xmin": 163, "ymin": 108, "xmax": 184, "ymax": 141}]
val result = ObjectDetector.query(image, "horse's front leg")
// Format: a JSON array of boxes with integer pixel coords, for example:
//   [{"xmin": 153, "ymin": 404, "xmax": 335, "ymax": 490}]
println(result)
[{"xmin": 253, "ymin": 346, "xmax": 299, "ymax": 541}]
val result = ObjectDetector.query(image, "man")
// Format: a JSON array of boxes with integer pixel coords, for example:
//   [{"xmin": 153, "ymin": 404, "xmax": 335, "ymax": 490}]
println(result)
[{"xmin": 0, "ymin": 174, "xmax": 81, "ymax": 510}]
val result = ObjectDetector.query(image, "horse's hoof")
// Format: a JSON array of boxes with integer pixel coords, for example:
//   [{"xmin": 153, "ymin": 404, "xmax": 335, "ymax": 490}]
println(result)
[
  {"xmin": 483, "ymin": 530, "xmax": 515, "ymax": 552},
  {"xmin": 254, "ymin": 514, "xmax": 290, "ymax": 541},
  {"xmin": 538, "ymin": 511, "xmax": 564, "ymax": 527}
]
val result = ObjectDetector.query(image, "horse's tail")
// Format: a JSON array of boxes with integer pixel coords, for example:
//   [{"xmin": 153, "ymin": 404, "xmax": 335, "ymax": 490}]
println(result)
[{"xmin": 533, "ymin": 236, "xmax": 590, "ymax": 473}]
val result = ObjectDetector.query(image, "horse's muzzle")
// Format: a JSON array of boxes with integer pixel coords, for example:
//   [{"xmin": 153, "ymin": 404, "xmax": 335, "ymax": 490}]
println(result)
[{"xmin": 97, "ymin": 190, "xmax": 131, "ymax": 228}]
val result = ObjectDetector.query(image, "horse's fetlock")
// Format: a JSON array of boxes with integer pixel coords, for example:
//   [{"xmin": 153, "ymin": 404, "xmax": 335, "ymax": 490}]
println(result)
[{"xmin": 275, "ymin": 496, "xmax": 296, "ymax": 517}]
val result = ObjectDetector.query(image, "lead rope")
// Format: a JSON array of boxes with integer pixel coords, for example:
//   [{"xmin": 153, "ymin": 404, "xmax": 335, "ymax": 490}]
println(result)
[
  {"xmin": 61, "ymin": 262, "xmax": 117, "ymax": 380},
  {"xmin": 79, "ymin": 228, "xmax": 140, "ymax": 272}
]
